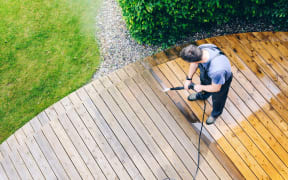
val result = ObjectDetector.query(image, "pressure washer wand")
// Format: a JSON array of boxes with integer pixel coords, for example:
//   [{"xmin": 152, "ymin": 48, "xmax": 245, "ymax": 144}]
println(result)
[{"xmin": 164, "ymin": 83, "xmax": 195, "ymax": 92}]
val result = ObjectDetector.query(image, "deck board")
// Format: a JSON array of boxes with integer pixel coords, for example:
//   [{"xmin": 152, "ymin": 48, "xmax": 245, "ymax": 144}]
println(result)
[
  {"xmin": 52, "ymin": 103, "xmax": 107, "ymax": 180},
  {"xmin": 17, "ymin": 143, "xmax": 44, "ymax": 179},
  {"xmin": 63, "ymin": 106, "xmax": 115, "ymax": 180},
  {"xmin": 42, "ymin": 123, "xmax": 82, "ymax": 179},
  {"xmin": 0, "ymin": 142, "xmax": 11, "ymax": 159},
  {"xmin": 1, "ymin": 156, "xmax": 20, "ymax": 180},
  {"xmin": 0, "ymin": 163, "xmax": 8, "ymax": 180},
  {"xmin": 26, "ymin": 135, "xmax": 57, "ymax": 179},
  {"xmin": 1, "ymin": 32, "xmax": 287, "ymax": 179},
  {"xmin": 68, "ymin": 93, "xmax": 132, "ymax": 180},
  {"xmin": 9, "ymin": 147, "xmax": 33, "ymax": 179},
  {"xmin": 97, "ymin": 84, "xmax": 168, "ymax": 179},
  {"xmin": 85, "ymin": 83, "xmax": 156, "ymax": 180},
  {"xmin": 6, "ymin": 136, "xmax": 18, "ymax": 154},
  {"xmin": 102, "ymin": 80, "xmax": 182, "ymax": 179},
  {"xmin": 34, "ymin": 130, "xmax": 69, "ymax": 180},
  {"xmin": 14, "ymin": 129, "xmax": 26, "ymax": 146},
  {"xmin": 77, "ymin": 87, "xmax": 144, "ymax": 180}
]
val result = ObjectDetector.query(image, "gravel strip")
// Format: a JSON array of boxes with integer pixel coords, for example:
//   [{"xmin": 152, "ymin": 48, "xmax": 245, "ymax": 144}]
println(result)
[
  {"xmin": 93, "ymin": 0, "xmax": 159, "ymax": 79},
  {"xmin": 93, "ymin": 0, "xmax": 282, "ymax": 79}
]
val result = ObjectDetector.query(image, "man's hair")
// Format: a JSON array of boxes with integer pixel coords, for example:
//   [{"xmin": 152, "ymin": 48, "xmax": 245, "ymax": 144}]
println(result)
[{"xmin": 180, "ymin": 44, "xmax": 203, "ymax": 62}]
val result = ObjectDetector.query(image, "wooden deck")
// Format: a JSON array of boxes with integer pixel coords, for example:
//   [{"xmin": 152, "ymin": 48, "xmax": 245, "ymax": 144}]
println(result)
[{"xmin": 0, "ymin": 32, "xmax": 287, "ymax": 179}]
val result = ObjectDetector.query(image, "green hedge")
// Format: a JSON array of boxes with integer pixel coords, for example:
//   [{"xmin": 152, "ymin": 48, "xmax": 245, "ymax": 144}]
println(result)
[{"xmin": 118, "ymin": 0, "xmax": 287, "ymax": 46}]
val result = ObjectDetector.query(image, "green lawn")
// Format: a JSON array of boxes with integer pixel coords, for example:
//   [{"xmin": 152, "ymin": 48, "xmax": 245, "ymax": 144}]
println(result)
[{"xmin": 0, "ymin": 0, "xmax": 101, "ymax": 143}]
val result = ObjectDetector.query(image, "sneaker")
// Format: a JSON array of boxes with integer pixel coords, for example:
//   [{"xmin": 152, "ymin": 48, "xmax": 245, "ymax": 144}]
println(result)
[
  {"xmin": 206, "ymin": 116, "xmax": 217, "ymax": 125},
  {"xmin": 187, "ymin": 93, "xmax": 198, "ymax": 101}
]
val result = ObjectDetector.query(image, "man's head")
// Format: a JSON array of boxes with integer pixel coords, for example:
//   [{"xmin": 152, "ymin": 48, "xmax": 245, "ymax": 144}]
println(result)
[{"xmin": 180, "ymin": 44, "xmax": 203, "ymax": 63}]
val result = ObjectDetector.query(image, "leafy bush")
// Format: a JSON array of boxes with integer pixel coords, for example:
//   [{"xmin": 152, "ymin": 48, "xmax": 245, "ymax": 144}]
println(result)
[
  {"xmin": 118, "ymin": 0, "xmax": 287, "ymax": 46},
  {"xmin": 269, "ymin": 0, "xmax": 288, "ymax": 25}
]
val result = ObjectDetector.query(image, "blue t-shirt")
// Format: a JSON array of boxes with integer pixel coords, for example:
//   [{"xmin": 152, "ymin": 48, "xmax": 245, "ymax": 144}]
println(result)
[{"xmin": 198, "ymin": 44, "xmax": 232, "ymax": 85}]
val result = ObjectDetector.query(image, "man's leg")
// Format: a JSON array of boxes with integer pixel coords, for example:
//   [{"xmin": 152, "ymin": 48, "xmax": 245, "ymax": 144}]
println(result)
[{"xmin": 211, "ymin": 75, "xmax": 233, "ymax": 118}]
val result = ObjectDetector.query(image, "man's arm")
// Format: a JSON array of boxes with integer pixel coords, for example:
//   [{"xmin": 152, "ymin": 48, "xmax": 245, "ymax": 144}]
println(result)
[
  {"xmin": 184, "ymin": 63, "xmax": 198, "ymax": 90},
  {"xmin": 194, "ymin": 83, "xmax": 222, "ymax": 93},
  {"xmin": 194, "ymin": 71, "xmax": 225, "ymax": 93}
]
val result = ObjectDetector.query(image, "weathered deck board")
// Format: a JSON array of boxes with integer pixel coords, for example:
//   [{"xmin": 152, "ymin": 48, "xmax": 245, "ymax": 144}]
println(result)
[
  {"xmin": 9, "ymin": 147, "xmax": 32, "ymax": 179},
  {"xmin": 42, "ymin": 123, "xmax": 82, "ymax": 179},
  {"xmin": 34, "ymin": 130, "xmax": 69, "ymax": 180},
  {"xmin": 68, "ymin": 92, "xmax": 132, "ymax": 180},
  {"xmin": 100, "ymin": 79, "xmax": 182, "ymax": 179},
  {"xmin": 96, "ymin": 83, "xmax": 168, "ymax": 179},
  {"xmin": 14, "ymin": 129, "xmax": 26, "ymax": 146},
  {"xmin": 0, "ymin": 163, "xmax": 8, "ymax": 180},
  {"xmin": 0, "ymin": 142, "xmax": 11, "ymax": 159},
  {"xmin": 51, "ymin": 104, "xmax": 106, "ymax": 180},
  {"xmin": 62, "ymin": 106, "xmax": 115, "ymax": 180},
  {"xmin": 85, "ymin": 83, "xmax": 156, "ymax": 180},
  {"xmin": 77, "ymin": 87, "xmax": 144, "ymax": 180},
  {"xmin": 1, "ymin": 156, "xmax": 20, "ymax": 180},
  {"xmin": 47, "ymin": 112, "xmax": 94, "ymax": 180},
  {"xmin": 17, "ymin": 143, "xmax": 44, "ymax": 179},
  {"xmin": 26, "ymin": 135, "xmax": 57, "ymax": 179}
]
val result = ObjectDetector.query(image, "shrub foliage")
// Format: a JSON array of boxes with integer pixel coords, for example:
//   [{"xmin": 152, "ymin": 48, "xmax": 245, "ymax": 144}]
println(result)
[{"xmin": 118, "ymin": 0, "xmax": 287, "ymax": 45}]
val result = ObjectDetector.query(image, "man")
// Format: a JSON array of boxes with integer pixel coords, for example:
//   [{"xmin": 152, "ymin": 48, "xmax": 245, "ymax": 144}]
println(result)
[{"xmin": 180, "ymin": 44, "xmax": 233, "ymax": 125}]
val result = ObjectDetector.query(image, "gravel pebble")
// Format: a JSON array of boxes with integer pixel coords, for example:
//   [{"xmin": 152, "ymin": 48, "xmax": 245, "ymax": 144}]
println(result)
[{"xmin": 93, "ymin": 0, "xmax": 282, "ymax": 79}]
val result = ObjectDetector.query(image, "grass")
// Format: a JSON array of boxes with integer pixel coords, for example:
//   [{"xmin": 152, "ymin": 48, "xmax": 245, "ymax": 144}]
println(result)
[{"xmin": 0, "ymin": 0, "xmax": 101, "ymax": 143}]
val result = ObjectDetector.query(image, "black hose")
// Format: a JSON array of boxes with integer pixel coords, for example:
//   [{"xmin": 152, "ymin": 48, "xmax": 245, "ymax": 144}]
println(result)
[
  {"xmin": 193, "ymin": 100, "xmax": 206, "ymax": 180},
  {"xmin": 163, "ymin": 86, "xmax": 206, "ymax": 180}
]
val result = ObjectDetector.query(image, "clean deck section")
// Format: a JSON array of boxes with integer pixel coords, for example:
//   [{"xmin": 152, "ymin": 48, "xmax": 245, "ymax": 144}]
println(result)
[
  {"xmin": 152, "ymin": 32, "xmax": 288, "ymax": 179},
  {"xmin": 0, "ymin": 32, "xmax": 287, "ymax": 179}
]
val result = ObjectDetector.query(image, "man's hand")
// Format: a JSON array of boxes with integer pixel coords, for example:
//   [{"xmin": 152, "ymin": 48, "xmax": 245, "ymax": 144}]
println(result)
[
  {"xmin": 194, "ymin": 84, "xmax": 203, "ymax": 92},
  {"xmin": 195, "ymin": 83, "xmax": 222, "ymax": 93},
  {"xmin": 184, "ymin": 80, "xmax": 192, "ymax": 90}
]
